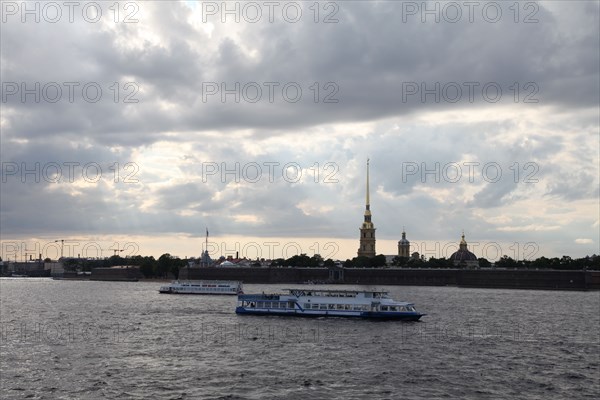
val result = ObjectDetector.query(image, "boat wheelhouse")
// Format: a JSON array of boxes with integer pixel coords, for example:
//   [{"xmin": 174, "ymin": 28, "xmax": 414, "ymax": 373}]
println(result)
[
  {"xmin": 159, "ymin": 280, "xmax": 243, "ymax": 295},
  {"xmin": 236, "ymin": 288, "xmax": 425, "ymax": 320}
]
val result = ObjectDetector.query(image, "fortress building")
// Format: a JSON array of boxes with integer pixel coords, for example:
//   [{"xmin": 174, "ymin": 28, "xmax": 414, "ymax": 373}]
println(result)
[
  {"xmin": 358, "ymin": 159, "xmax": 376, "ymax": 258},
  {"xmin": 356, "ymin": 160, "xmax": 478, "ymax": 265}
]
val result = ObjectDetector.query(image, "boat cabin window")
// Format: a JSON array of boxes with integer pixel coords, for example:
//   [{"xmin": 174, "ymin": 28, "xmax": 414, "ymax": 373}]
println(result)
[
  {"xmin": 364, "ymin": 293, "xmax": 372, "ymax": 298},
  {"xmin": 381, "ymin": 306, "xmax": 388, "ymax": 311},
  {"xmin": 328, "ymin": 304, "xmax": 335, "ymax": 310},
  {"xmin": 319, "ymin": 304, "xmax": 327, "ymax": 310},
  {"xmin": 304, "ymin": 303, "xmax": 311, "ymax": 308}
]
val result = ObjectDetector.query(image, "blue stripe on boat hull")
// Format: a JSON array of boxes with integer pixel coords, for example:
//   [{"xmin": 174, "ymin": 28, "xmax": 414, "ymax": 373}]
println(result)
[{"xmin": 235, "ymin": 307, "xmax": 424, "ymax": 321}]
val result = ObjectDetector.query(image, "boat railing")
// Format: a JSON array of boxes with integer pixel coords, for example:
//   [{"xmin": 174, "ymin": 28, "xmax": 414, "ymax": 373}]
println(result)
[{"xmin": 238, "ymin": 294, "xmax": 280, "ymax": 301}]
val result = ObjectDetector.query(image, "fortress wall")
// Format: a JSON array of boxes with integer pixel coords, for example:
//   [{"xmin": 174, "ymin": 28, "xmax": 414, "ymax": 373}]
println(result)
[{"xmin": 180, "ymin": 267, "xmax": 600, "ymax": 290}]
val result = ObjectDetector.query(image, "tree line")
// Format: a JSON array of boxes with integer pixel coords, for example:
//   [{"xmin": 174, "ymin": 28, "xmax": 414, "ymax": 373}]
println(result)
[
  {"xmin": 388, "ymin": 254, "xmax": 600, "ymax": 270},
  {"xmin": 52, "ymin": 252, "xmax": 600, "ymax": 276}
]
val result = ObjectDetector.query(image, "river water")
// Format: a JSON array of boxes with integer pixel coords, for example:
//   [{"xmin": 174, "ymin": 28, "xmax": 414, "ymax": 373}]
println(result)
[{"xmin": 0, "ymin": 278, "xmax": 598, "ymax": 399}]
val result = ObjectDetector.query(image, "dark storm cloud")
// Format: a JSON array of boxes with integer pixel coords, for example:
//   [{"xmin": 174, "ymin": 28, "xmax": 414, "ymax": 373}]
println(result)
[{"xmin": 2, "ymin": 1, "xmax": 598, "ymax": 144}]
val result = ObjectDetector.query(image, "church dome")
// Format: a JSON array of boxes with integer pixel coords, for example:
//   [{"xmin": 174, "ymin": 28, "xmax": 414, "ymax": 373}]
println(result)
[
  {"xmin": 398, "ymin": 230, "xmax": 409, "ymax": 245},
  {"xmin": 449, "ymin": 248, "xmax": 478, "ymax": 262},
  {"xmin": 449, "ymin": 233, "xmax": 478, "ymax": 262}
]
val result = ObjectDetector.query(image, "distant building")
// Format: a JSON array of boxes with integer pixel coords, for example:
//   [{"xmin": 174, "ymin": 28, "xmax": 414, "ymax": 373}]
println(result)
[
  {"xmin": 449, "ymin": 233, "xmax": 479, "ymax": 268},
  {"xmin": 219, "ymin": 260, "xmax": 238, "ymax": 267},
  {"xmin": 90, "ymin": 266, "xmax": 143, "ymax": 281},
  {"xmin": 5, "ymin": 261, "xmax": 49, "ymax": 276},
  {"xmin": 358, "ymin": 159, "xmax": 376, "ymax": 258},
  {"xmin": 384, "ymin": 255, "xmax": 396, "ymax": 265},
  {"xmin": 398, "ymin": 230, "xmax": 410, "ymax": 257},
  {"xmin": 45, "ymin": 262, "xmax": 64, "ymax": 277},
  {"xmin": 199, "ymin": 249, "xmax": 213, "ymax": 267}
]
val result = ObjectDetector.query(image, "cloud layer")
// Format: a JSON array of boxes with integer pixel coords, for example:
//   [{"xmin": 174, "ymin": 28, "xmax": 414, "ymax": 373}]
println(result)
[{"xmin": 1, "ymin": 1, "xmax": 598, "ymax": 260}]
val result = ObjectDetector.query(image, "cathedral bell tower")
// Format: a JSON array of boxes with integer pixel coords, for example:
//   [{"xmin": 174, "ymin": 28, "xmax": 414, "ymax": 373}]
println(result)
[
  {"xmin": 398, "ymin": 229, "xmax": 410, "ymax": 258},
  {"xmin": 357, "ymin": 159, "xmax": 376, "ymax": 258}
]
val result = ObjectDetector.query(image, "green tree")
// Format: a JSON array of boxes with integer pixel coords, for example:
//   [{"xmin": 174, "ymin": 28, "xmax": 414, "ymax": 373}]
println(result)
[
  {"xmin": 495, "ymin": 255, "xmax": 518, "ymax": 269},
  {"xmin": 140, "ymin": 256, "xmax": 156, "ymax": 278},
  {"xmin": 353, "ymin": 256, "xmax": 371, "ymax": 268},
  {"xmin": 157, "ymin": 253, "xmax": 173, "ymax": 278},
  {"xmin": 478, "ymin": 258, "xmax": 492, "ymax": 268},
  {"xmin": 270, "ymin": 258, "xmax": 285, "ymax": 267},
  {"xmin": 531, "ymin": 256, "xmax": 550, "ymax": 269},
  {"xmin": 323, "ymin": 259, "xmax": 335, "ymax": 268},
  {"xmin": 287, "ymin": 254, "xmax": 311, "ymax": 267},
  {"xmin": 588, "ymin": 255, "xmax": 600, "ymax": 270},
  {"xmin": 408, "ymin": 255, "xmax": 425, "ymax": 267},
  {"xmin": 108, "ymin": 255, "xmax": 126, "ymax": 267},
  {"xmin": 392, "ymin": 256, "xmax": 408, "ymax": 267},
  {"xmin": 63, "ymin": 258, "xmax": 79, "ymax": 271},
  {"xmin": 170, "ymin": 257, "xmax": 186, "ymax": 279},
  {"xmin": 310, "ymin": 254, "xmax": 324, "ymax": 267},
  {"xmin": 369, "ymin": 254, "xmax": 387, "ymax": 268}
]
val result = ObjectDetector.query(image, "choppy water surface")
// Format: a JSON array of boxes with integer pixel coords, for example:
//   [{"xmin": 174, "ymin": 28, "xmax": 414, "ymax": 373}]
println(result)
[{"xmin": 1, "ymin": 279, "xmax": 598, "ymax": 399}]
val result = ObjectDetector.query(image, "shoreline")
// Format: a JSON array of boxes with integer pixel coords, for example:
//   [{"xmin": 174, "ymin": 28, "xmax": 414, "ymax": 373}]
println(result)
[{"xmin": 4, "ymin": 269, "xmax": 599, "ymax": 291}]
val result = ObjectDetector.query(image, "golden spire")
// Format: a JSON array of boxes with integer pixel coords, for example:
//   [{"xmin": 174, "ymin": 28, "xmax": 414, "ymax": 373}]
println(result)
[
  {"xmin": 460, "ymin": 231, "xmax": 467, "ymax": 250},
  {"xmin": 358, "ymin": 158, "xmax": 376, "ymax": 258},
  {"xmin": 362, "ymin": 159, "xmax": 372, "ymax": 225},
  {"xmin": 366, "ymin": 158, "xmax": 370, "ymax": 210}
]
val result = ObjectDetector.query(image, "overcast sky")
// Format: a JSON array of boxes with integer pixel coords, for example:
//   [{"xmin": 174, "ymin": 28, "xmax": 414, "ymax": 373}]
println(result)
[{"xmin": 1, "ymin": 1, "xmax": 598, "ymax": 262}]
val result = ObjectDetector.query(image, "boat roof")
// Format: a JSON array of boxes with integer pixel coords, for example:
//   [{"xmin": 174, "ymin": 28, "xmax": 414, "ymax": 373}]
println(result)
[
  {"xmin": 174, "ymin": 280, "xmax": 241, "ymax": 284},
  {"xmin": 283, "ymin": 288, "xmax": 389, "ymax": 295}
]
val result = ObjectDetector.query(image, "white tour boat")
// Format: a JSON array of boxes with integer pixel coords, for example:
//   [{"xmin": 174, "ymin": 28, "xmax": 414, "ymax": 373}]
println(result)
[
  {"xmin": 159, "ymin": 280, "xmax": 243, "ymax": 295},
  {"xmin": 236, "ymin": 288, "xmax": 425, "ymax": 320}
]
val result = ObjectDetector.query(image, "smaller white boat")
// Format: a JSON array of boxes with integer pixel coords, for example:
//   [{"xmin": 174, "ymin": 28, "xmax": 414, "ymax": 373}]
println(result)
[{"xmin": 159, "ymin": 280, "xmax": 243, "ymax": 295}]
